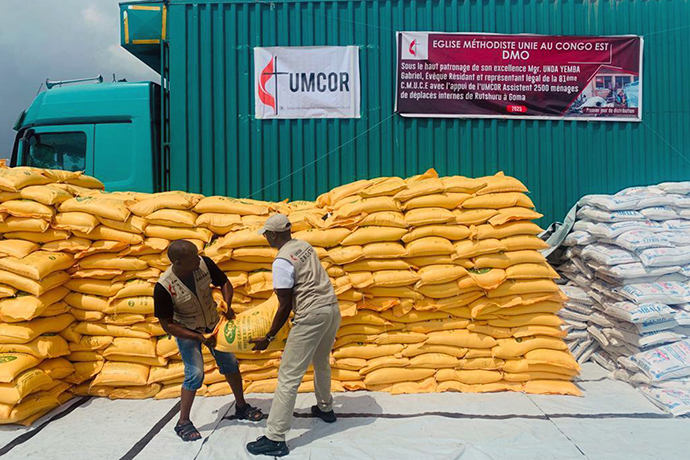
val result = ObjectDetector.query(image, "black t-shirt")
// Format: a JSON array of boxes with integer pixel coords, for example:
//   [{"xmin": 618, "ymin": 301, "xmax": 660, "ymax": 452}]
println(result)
[{"xmin": 154, "ymin": 257, "xmax": 228, "ymax": 320}]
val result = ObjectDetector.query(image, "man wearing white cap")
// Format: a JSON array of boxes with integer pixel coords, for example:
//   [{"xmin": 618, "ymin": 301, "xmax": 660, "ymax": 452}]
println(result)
[{"xmin": 246, "ymin": 213, "xmax": 341, "ymax": 457}]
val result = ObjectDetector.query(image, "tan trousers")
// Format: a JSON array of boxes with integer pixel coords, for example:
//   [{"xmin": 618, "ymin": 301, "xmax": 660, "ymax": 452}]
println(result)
[{"xmin": 266, "ymin": 303, "xmax": 341, "ymax": 442}]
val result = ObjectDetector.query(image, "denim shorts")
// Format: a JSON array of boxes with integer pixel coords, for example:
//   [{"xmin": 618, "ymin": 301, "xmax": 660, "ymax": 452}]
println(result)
[{"xmin": 176, "ymin": 337, "xmax": 240, "ymax": 391}]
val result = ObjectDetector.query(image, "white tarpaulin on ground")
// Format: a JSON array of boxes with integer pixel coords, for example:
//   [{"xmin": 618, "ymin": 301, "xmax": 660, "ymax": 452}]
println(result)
[
  {"xmin": 254, "ymin": 46, "xmax": 361, "ymax": 119},
  {"xmin": 0, "ymin": 364, "xmax": 687, "ymax": 460}
]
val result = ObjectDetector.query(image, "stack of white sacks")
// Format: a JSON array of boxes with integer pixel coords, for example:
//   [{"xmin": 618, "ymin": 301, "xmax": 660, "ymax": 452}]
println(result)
[{"xmin": 558, "ymin": 181, "xmax": 690, "ymax": 416}]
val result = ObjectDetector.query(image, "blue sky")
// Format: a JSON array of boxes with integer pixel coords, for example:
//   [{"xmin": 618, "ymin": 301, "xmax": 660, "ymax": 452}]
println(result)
[{"xmin": 0, "ymin": 0, "xmax": 158, "ymax": 159}]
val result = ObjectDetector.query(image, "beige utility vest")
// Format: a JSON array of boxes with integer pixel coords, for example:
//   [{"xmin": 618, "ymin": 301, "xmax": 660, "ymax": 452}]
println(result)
[
  {"xmin": 158, "ymin": 258, "xmax": 219, "ymax": 332},
  {"xmin": 276, "ymin": 239, "xmax": 338, "ymax": 319}
]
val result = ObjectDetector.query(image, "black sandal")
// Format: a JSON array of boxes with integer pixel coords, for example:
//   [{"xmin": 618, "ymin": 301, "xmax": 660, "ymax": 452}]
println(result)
[
  {"xmin": 174, "ymin": 421, "xmax": 201, "ymax": 442},
  {"xmin": 235, "ymin": 403, "xmax": 264, "ymax": 421}
]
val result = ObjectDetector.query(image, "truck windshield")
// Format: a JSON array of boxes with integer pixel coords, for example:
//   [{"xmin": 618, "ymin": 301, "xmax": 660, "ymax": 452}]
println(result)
[{"xmin": 25, "ymin": 132, "xmax": 86, "ymax": 171}]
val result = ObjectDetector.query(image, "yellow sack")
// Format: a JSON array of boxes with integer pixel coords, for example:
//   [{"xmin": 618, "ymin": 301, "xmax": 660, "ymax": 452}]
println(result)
[
  {"xmin": 103, "ymin": 338, "xmax": 157, "ymax": 358},
  {"xmin": 363, "ymin": 286, "xmax": 422, "ymax": 299},
  {"xmin": 105, "ymin": 296, "xmax": 155, "ymax": 315},
  {"xmin": 474, "ymin": 250, "xmax": 546, "ymax": 269},
  {"xmin": 212, "ymin": 297, "xmax": 290, "ymax": 353},
  {"xmin": 64, "ymin": 361, "xmax": 104, "ymax": 385},
  {"xmin": 71, "ymin": 309, "xmax": 104, "ymax": 322},
  {"xmin": 455, "ymin": 357, "xmax": 505, "ymax": 370},
  {"xmin": 379, "ymin": 309, "xmax": 450, "ymax": 323},
  {"xmin": 404, "ymin": 208, "xmax": 455, "ymax": 227},
  {"xmin": 0, "ymin": 168, "xmax": 51, "ymax": 192},
  {"xmin": 359, "ymin": 177, "xmax": 407, "ymax": 198},
  {"xmin": 403, "ymin": 193, "xmax": 471, "ymax": 210},
  {"xmin": 68, "ymin": 351, "xmax": 104, "ymax": 362},
  {"xmin": 330, "ymin": 196, "xmax": 399, "ymax": 220},
  {"xmin": 375, "ymin": 332, "xmax": 428, "ymax": 345},
  {"xmin": 488, "ymin": 207, "xmax": 543, "ymax": 226},
  {"xmin": 38, "ymin": 358, "xmax": 74, "ymax": 380},
  {"xmin": 408, "ymin": 353, "xmax": 458, "ymax": 368},
  {"xmin": 19, "ymin": 185, "xmax": 72, "ymax": 206},
  {"xmin": 73, "ymin": 322, "xmax": 151, "ymax": 339},
  {"xmin": 471, "ymin": 222, "xmax": 543, "ymax": 241},
  {"xmin": 93, "ymin": 362, "xmax": 150, "ymax": 387},
  {"xmin": 113, "ymin": 280, "xmax": 155, "ymax": 299},
  {"xmin": 523, "ymin": 380, "xmax": 581, "ymax": 396},
  {"xmin": 42, "ymin": 237, "xmax": 91, "ymax": 254},
  {"xmin": 340, "ymin": 312, "xmax": 390, "ymax": 327},
  {"xmin": 454, "ymin": 239, "xmax": 507, "ymax": 259},
  {"xmin": 326, "ymin": 246, "xmax": 363, "ymax": 265},
  {"xmin": 441, "ymin": 176, "xmax": 486, "ymax": 194},
  {"xmin": 394, "ymin": 177, "xmax": 444, "ymax": 201},
  {"xmin": 343, "ymin": 259, "xmax": 411, "ymax": 271},
  {"xmin": 97, "ymin": 215, "xmax": 148, "ymax": 234},
  {"xmin": 105, "ymin": 313, "xmax": 147, "ymax": 326},
  {"xmin": 462, "ymin": 193, "xmax": 534, "ymax": 209},
  {"xmin": 193, "ymin": 196, "xmax": 268, "ymax": 215},
  {"xmin": 487, "ymin": 302, "xmax": 563, "ymax": 317},
  {"xmin": 453, "ymin": 209, "xmax": 499, "ymax": 225},
  {"xmin": 333, "ymin": 358, "xmax": 367, "ymax": 371},
  {"xmin": 0, "ymin": 252, "xmax": 73, "ymax": 281},
  {"xmin": 371, "ymin": 270, "xmax": 420, "ymax": 287},
  {"xmin": 492, "ymin": 337, "xmax": 568, "ymax": 359},
  {"xmin": 506, "ymin": 263, "xmax": 559, "ymax": 280},
  {"xmin": 52, "ymin": 212, "xmax": 99, "ymax": 233},
  {"xmin": 65, "ymin": 292, "xmax": 109, "ymax": 312},
  {"xmin": 524, "ymin": 349, "xmax": 580, "ymax": 371},
  {"xmin": 0, "ymin": 335, "xmax": 69, "ymax": 359},
  {"xmin": 146, "ymin": 209, "xmax": 197, "ymax": 228},
  {"xmin": 476, "ymin": 174, "xmax": 529, "ymax": 195},
  {"xmin": 513, "ymin": 326, "xmax": 565, "ymax": 339},
  {"xmin": 130, "ymin": 193, "xmax": 201, "ymax": 216},
  {"xmin": 5, "ymin": 229, "xmax": 70, "ymax": 244},
  {"xmin": 487, "ymin": 279, "xmax": 560, "ymax": 298},
  {"xmin": 65, "ymin": 174, "xmax": 104, "ymax": 189},
  {"xmin": 0, "ymin": 314, "xmax": 74, "ymax": 344},
  {"xmin": 0, "ymin": 287, "xmax": 69, "ymax": 323},
  {"xmin": 0, "ymin": 392, "xmax": 59, "ymax": 425},
  {"xmin": 372, "ymin": 377, "xmax": 437, "ymax": 395},
  {"xmin": 402, "ymin": 343, "xmax": 468, "ymax": 358},
  {"xmin": 0, "ymin": 353, "xmax": 41, "ymax": 383},
  {"xmin": 332, "ymin": 343, "xmax": 404, "ymax": 360},
  {"xmin": 467, "ymin": 323, "xmax": 512, "ymax": 339},
  {"xmin": 435, "ymin": 369, "xmax": 499, "ymax": 384},
  {"xmin": 359, "ymin": 356, "xmax": 410, "ymax": 375},
  {"xmin": 467, "ymin": 268, "xmax": 507, "ymax": 290},
  {"xmin": 232, "ymin": 247, "xmax": 278, "ymax": 263},
  {"xmin": 501, "ymin": 235, "xmax": 549, "ymax": 251},
  {"xmin": 340, "ymin": 227, "xmax": 406, "ymax": 246},
  {"xmin": 113, "ymin": 268, "xmax": 161, "ymax": 283},
  {"xmin": 66, "ymin": 279, "xmax": 123, "ymax": 297},
  {"xmin": 69, "ymin": 336, "xmax": 114, "ymax": 352},
  {"xmin": 364, "ymin": 368, "xmax": 435, "ymax": 386},
  {"xmin": 76, "ymin": 240, "xmax": 130, "ymax": 259},
  {"xmin": 503, "ymin": 371, "xmax": 572, "ymax": 382},
  {"xmin": 416, "ymin": 265, "xmax": 467, "ymax": 287},
  {"xmin": 217, "ymin": 229, "xmax": 268, "ymax": 249},
  {"xmin": 406, "ymin": 318, "xmax": 471, "ymax": 334},
  {"xmin": 155, "ymin": 336, "xmax": 179, "ymax": 358},
  {"xmin": 293, "ymin": 228, "xmax": 352, "ymax": 248},
  {"xmin": 141, "ymin": 253, "xmax": 172, "ymax": 271},
  {"xmin": 73, "ymin": 226, "xmax": 141, "ymax": 245},
  {"xmin": 196, "ymin": 213, "xmax": 242, "ymax": 234},
  {"xmin": 59, "ymin": 196, "xmax": 133, "ymax": 221},
  {"xmin": 109, "ymin": 384, "xmax": 161, "ymax": 400},
  {"xmin": 501, "ymin": 359, "xmax": 578, "ymax": 376},
  {"xmin": 417, "ymin": 282, "xmax": 463, "ymax": 299},
  {"xmin": 76, "ymin": 254, "xmax": 148, "ymax": 271},
  {"xmin": 147, "ymin": 362, "xmax": 187, "ymax": 384},
  {"xmin": 356, "ymin": 297, "xmax": 398, "ymax": 311},
  {"xmin": 358, "ymin": 212, "xmax": 407, "ymax": 228},
  {"xmin": 406, "ymin": 237, "xmax": 455, "ymax": 257},
  {"xmin": 402, "ymin": 225, "xmax": 470, "ymax": 243},
  {"xmin": 0, "ymin": 200, "xmax": 54, "ymax": 219},
  {"xmin": 0, "ymin": 216, "xmax": 50, "ymax": 233},
  {"xmin": 489, "ymin": 313, "xmax": 563, "ymax": 328},
  {"xmin": 426, "ymin": 330, "xmax": 497, "ymax": 349},
  {"xmin": 465, "ymin": 348, "xmax": 494, "ymax": 359},
  {"xmin": 406, "ymin": 255, "xmax": 459, "ymax": 267},
  {"xmin": 144, "ymin": 225, "xmax": 213, "ymax": 243},
  {"xmin": 362, "ymin": 242, "xmax": 407, "ymax": 259},
  {"xmin": 0, "ymin": 240, "xmax": 39, "ymax": 259}
]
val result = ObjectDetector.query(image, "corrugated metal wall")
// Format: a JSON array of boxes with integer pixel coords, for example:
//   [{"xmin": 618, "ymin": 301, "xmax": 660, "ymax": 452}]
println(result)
[{"xmin": 167, "ymin": 0, "xmax": 690, "ymax": 224}]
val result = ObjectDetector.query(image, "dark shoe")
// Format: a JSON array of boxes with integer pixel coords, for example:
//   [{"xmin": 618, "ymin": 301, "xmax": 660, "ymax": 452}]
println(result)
[
  {"xmin": 311, "ymin": 405, "xmax": 337, "ymax": 423},
  {"xmin": 235, "ymin": 403, "xmax": 264, "ymax": 422},
  {"xmin": 174, "ymin": 421, "xmax": 201, "ymax": 442},
  {"xmin": 247, "ymin": 436, "xmax": 289, "ymax": 457}
]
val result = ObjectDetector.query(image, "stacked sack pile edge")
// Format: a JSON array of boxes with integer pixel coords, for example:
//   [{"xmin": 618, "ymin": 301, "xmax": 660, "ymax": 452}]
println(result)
[{"xmin": 0, "ymin": 164, "xmax": 581, "ymax": 425}]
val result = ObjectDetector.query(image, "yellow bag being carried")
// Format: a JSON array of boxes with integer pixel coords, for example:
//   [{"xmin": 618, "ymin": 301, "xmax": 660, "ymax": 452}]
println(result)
[{"xmin": 212, "ymin": 297, "xmax": 290, "ymax": 353}]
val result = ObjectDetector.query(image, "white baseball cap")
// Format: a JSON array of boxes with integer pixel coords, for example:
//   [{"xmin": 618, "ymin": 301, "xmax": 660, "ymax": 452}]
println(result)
[{"xmin": 257, "ymin": 213, "xmax": 292, "ymax": 235}]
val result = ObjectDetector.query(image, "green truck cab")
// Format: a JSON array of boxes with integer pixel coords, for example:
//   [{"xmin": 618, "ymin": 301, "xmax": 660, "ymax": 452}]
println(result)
[{"xmin": 10, "ymin": 80, "xmax": 162, "ymax": 192}]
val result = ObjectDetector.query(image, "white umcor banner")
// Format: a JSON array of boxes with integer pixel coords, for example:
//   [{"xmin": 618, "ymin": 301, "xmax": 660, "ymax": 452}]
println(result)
[{"xmin": 254, "ymin": 46, "xmax": 360, "ymax": 119}]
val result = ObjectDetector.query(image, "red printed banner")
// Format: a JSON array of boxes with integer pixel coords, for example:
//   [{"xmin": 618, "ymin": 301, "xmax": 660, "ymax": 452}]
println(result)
[{"xmin": 395, "ymin": 32, "xmax": 643, "ymax": 121}]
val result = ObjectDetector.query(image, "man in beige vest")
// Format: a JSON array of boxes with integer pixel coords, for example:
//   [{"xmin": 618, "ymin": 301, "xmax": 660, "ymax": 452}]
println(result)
[
  {"xmin": 246, "ymin": 214, "xmax": 341, "ymax": 457},
  {"xmin": 154, "ymin": 240, "xmax": 263, "ymax": 442}
]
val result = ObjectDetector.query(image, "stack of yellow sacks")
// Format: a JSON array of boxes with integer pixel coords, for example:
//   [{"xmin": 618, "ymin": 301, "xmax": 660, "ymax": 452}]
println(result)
[
  {"xmin": 0, "ymin": 165, "xmax": 580, "ymax": 425},
  {"xmin": 0, "ymin": 166, "xmax": 104, "ymax": 425}
]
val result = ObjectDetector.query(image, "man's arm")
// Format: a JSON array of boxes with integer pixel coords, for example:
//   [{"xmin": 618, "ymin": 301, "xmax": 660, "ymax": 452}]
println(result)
[
  {"xmin": 203, "ymin": 256, "xmax": 235, "ymax": 321},
  {"xmin": 154, "ymin": 283, "xmax": 216, "ymax": 347},
  {"xmin": 250, "ymin": 288, "xmax": 293, "ymax": 351},
  {"xmin": 159, "ymin": 317, "xmax": 210, "ymax": 343},
  {"xmin": 220, "ymin": 281, "xmax": 236, "ymax": 321}
]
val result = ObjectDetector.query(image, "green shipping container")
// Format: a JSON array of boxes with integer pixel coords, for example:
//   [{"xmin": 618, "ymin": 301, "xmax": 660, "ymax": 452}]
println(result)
[{"xmin": 122, "ymin": 0, "xmax": 690, "ymax": 224}]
